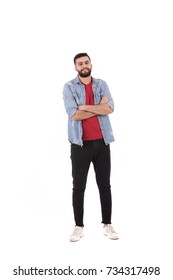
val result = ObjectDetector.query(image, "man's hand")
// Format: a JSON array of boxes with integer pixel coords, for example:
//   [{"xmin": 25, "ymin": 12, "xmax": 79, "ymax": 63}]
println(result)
[{"xmin": 100, "ymin": 96, "xmax": 109, "ymax": 104}]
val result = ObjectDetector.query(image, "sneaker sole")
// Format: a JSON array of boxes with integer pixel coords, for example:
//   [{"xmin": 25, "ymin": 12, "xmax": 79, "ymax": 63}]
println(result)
[
  {"xmin": 70, "ymin": 234, "xmax": 84, "ymax": 242},
  {"xmin": 104, "ymin": 233, "xmax": 119, "ymax": 240}
]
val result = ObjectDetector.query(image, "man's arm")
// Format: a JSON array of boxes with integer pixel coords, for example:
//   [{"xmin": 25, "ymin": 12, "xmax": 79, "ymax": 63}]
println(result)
[
  {"xmin": 78, "ymin": 102, "xmax": 112, "ymax": 115},
  {"xmin": 71, "ymin": 110, "xmax": 96, "ymax": 121},
  {"xmin": 71, "ymin": 96, "xmax": 112, "ymax": 121}
]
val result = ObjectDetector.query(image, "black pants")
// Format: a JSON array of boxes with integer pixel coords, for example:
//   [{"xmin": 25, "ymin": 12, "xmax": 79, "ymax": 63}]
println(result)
[{"xmin": 70, "ymin": 139, "xmax": 112, "ymax": 227}]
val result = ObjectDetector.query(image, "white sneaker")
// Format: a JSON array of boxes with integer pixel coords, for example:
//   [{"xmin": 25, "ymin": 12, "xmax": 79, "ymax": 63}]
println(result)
[
  {"xmin": 70, "ymin": 226, "xmax": 84, "ymax": 242},
  {"xmin": 103, "ymin": 224, "xmax": 119, "ymax": 240}
]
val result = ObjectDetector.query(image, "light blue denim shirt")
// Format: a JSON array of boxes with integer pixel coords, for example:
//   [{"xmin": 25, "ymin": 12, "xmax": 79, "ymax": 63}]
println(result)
[{"xmin": 63, "ymin": 76, "xmax": 115, "ymax": 146}]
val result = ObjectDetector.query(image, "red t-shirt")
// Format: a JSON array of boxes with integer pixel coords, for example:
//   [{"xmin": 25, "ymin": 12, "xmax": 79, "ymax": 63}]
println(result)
[{"xmin": 82, "ymin": 81, "xmax": 103, "ymax": 141}]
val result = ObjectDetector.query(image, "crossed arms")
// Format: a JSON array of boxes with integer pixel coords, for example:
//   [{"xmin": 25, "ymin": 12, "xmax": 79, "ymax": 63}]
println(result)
[{"xmin": 71, "ymin": 96, "xmax": 113, "ymax": 121}]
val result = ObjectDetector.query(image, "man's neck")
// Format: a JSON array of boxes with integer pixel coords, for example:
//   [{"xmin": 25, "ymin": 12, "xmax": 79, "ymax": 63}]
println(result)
[{"xmin": 79, "ymin": 76, "xmax": 92, "ymax": 85}]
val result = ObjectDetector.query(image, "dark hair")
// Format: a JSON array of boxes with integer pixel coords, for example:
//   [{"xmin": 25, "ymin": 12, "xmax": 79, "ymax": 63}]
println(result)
[{"xmin": 73, "ymin": 53, "xmax": 91, "ymax": 64}]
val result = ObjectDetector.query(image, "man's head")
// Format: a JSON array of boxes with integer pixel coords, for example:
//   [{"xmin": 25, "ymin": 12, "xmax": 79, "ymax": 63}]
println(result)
[{"xmin": 74, "ymin": 53, "xmax": 92, "ymax": 78}]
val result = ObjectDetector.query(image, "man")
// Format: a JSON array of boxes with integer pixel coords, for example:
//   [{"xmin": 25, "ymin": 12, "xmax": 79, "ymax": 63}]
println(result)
[{"xmin": 63, "ymin": 53, "xmax": 118, "ymax": 242}]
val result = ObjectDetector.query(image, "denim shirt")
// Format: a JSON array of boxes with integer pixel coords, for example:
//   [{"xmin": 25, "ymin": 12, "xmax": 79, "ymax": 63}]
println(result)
[{"xmin": 63, "ymin": 76, "xmax": 115, "ymax": 146}]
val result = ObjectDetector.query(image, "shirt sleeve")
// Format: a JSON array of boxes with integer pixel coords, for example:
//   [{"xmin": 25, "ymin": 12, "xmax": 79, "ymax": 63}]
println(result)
[
  {"xmin": 102, "ymin": 81, "xmax": 114, "ymax": 112},
  {"xmin": 63, "ymin": 83, "xmax": 78, "ymax": 119}
]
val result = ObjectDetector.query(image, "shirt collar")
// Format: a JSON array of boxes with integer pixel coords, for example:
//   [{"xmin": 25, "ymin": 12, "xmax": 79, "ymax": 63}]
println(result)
[{"xmin": 74, "ymin": 76, "xmax": 97, "ymax": 85}]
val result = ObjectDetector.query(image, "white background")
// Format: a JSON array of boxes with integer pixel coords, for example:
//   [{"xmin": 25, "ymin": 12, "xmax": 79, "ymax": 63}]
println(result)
[{"xmin": 0, "ymin": 0, "xmax": 173, "ymax": 279}]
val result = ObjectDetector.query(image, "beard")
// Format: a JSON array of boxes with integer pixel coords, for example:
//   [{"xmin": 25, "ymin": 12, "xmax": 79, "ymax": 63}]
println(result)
[{"xmin": 78, "ymin": 68, "xmax": 92, "ymax": 78}]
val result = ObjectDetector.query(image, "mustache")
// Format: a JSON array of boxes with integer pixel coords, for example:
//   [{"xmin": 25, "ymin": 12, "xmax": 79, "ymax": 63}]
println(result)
[{"xmin": 82, "ymin": 68, "xmax": 90, "ymax": 71}]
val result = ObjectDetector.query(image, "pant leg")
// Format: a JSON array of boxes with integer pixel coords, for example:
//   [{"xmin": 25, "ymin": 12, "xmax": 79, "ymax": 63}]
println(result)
[
  {"xmin": 92, "ymin": 140, "xmax": 112, "ymax": 224},
  {"xmin": 71, "ymin": 143, "xmax": 91, "ymax": 226}
]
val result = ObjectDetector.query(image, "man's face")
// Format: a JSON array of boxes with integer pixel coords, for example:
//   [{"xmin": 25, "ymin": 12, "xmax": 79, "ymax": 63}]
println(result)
[{"xmin": 75, "ymin": 56, "xmax": 92, "ymax": 78}]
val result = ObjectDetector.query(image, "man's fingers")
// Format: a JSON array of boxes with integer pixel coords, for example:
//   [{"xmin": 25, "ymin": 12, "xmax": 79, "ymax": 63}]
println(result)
[{"xmin": 100, "ymin": 96, "xmax": 109, "ymax": 103}]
